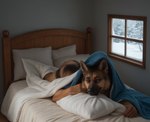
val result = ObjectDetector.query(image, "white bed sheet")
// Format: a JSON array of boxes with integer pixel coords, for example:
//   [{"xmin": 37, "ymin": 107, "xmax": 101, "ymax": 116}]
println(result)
[{"xmin": 1, "ymin": 80, "xmax": 150, "ymax": 122}]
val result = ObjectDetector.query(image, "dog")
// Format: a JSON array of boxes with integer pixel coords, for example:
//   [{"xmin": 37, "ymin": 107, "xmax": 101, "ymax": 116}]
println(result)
[
  {"xmin": 44, "ymin": 60, "xmax": 80, "ymax": 82},
  {"xmin": 79, "ymin": 60, "xmax": 139, "ymax": 118},
  {"xmin": 80, "ymin": 59, "xmax": 112, "ymax": 96},
  {"xmin": 50, "ymin": 59, "xmax": 138, "ymax": 118},
  {"xmin": 44, "ymin": 59, "xmax": 111, "ymax": 96}
]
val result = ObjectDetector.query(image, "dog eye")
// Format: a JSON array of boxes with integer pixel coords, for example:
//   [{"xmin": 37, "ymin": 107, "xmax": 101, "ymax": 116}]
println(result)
[
  {"xmin": 87, "ymin": 80, "xmax": 91, "ymax": 83},
  {"xmin": 85, "ymin": 78, "xmax": 91, "ymax": 83}
]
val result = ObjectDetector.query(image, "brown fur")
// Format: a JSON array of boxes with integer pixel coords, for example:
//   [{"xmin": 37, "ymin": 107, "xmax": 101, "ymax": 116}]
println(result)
[
  {"xmin": 44, "ymin": 60, "xmax": 80, "ymax": 82},
  {"xmin": 80, "ymin": 59, "xmax": 111, "ymax": 96}
]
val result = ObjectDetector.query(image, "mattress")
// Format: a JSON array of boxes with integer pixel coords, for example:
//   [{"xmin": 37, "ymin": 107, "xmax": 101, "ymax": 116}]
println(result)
[{"xmin": 1, "ymin": 80, "xmax": 150, "ymax": 122}]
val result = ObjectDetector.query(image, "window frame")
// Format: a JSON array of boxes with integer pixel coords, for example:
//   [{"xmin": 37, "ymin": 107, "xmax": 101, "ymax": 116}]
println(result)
[{"xmin": 107, "ymin": 14, "xmax": 147, "ymax": 68}]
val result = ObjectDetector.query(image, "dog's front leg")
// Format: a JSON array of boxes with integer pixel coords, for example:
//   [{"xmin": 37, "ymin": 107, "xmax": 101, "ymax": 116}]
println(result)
[
  {"xmin": 52, "ymin": 84, "xmax": 87, "ymax": 102},
  {"xmin": 80, "ymin": 82, "xmax": 88, "ymax": 93},
  {"xmin": 68, "ymin": 84, "xmax": 83, "ymax": 95}
]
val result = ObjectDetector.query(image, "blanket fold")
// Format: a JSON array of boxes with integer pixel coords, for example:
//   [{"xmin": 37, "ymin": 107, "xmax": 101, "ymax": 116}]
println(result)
[
  {"xmin": 64, "ymin": 51, "xmax": 150, "ymax": 119},
  {"xmin": 1, "ymin": 59, "xmax": 78, "ymax": 122}
]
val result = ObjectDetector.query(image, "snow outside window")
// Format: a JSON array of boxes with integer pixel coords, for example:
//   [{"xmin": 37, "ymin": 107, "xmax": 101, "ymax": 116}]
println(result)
[{"xmin": 108, "ymin": 15, "xmax": 147, "ymax": 68}]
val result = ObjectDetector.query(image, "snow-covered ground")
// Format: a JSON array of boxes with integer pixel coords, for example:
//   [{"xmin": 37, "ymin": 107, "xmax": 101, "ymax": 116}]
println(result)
[{"xmin": 112, "ymin": 41, "xmax": 143, "ymax": 61}]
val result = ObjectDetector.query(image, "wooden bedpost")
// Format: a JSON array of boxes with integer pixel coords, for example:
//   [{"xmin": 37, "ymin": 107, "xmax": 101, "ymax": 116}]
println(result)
[
  {"xmin": 2, "ymin": 31, "xmax": 12, "ymax": 93},
  {"xmin": 86, "ymin": 27, "xmax": 92, "ymax": 54}
]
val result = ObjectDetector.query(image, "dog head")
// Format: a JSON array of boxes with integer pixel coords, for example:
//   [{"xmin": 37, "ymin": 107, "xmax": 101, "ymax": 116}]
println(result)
[{"xmin": 80, "ymin": 59, "xmax": 111, "ymax": 96}]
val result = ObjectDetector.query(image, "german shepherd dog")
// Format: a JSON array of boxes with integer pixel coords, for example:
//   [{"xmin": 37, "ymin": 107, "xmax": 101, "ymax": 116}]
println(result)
[
  {"xmin": 80, "ymin": 59, "xmax": 112, "ymax": 96},
  {"xmin": 44, "ymin": 59, "xmax": 111, "ymax": 96}
]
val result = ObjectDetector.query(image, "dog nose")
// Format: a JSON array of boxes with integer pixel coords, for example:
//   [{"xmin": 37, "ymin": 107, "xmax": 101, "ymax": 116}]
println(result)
[{"xmin": 87, "ymin": 88, "xmax": 99, "ymax": 96}]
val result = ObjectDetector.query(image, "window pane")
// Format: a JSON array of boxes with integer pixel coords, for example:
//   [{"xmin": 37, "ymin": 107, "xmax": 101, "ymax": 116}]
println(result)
[
  {"xmin": 111, "ymin": 38, "xmax": 125, "ymax": 56},
  {"xmin": 112, "ymin": 18, "xmax": 125, "ymax": 37},
  {"xmin": 126, "ymin": 40, "xmax": 143, "ymax": 61},
  {"xmin": 127, "ymin": 20, "xmax": 143, "ymax": 40}
]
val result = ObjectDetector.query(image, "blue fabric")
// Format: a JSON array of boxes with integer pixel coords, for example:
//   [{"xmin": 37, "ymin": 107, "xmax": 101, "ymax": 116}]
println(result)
[{"xmin": 64, "ymin": 51, "xmax": 150, "ymax": 119}]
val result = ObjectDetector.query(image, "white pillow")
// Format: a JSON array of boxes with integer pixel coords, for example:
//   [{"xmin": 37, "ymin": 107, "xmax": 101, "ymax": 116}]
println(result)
[
  {"xmin": 22, "ymin": 58, "xmax": 58, "ymax": 90},
  {"xmin": 13, "ymin": 47, "xmax": 53, "ymax": 81},
  {"xmin": 57, "ymin": 93, "xmax": 125, "ymax": 119},
  {"xmin": 52, "ymin": 45, "xmax": 76, "ymax": 60},
  {"xmin": 22, "ymin": 58, "xmax": 57, "ymax": 78},
  {"xmin": 22, "ymin": 58, "xmax": 77, "ymax": 93},
  {"xmin": 54, "ymin": 54, "xmax": 89, "ymax": 67}
]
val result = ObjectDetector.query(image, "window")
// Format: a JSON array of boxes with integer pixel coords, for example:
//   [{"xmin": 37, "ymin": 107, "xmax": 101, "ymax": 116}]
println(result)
[{"xmin": 108, "ymin": 14, "xmax": 147, "ymax": 68}]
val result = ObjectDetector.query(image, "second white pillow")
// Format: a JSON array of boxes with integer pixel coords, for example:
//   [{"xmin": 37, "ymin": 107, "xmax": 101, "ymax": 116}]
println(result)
[
  {"xmin": 52, "ymin": 45, "xmax": 76, "ymax": 60},
  {"xmin": 57, "ymin": 93, "xmax": 125, "ymax": 119}
]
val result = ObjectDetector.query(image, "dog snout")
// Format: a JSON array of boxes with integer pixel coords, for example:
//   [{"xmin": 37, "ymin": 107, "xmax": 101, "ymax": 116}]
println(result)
[{"xmin": 87, "ymin": 87, "xmax": 99, "ymax": 96}]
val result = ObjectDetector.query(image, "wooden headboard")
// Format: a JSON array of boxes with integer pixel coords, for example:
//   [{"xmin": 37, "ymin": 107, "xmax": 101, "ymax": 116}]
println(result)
[{"xmin": 2, "ymin": 28, "xmax": 92, "ymax": 92}]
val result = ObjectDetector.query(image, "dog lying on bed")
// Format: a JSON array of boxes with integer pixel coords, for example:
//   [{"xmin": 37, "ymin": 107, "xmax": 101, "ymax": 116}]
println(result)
[
  {"xmin": 44, "ymin": 58, "xmax": 111, "ymax": 96},
  {"xmin": 52, "ymin": 59, "xmax": 138, "ymax": 118},
  {"xmin": 51, "ymin": 59, "xmax": 111, "ymax": 100},
  {"xmin": 80, "ymin": 59, "xmax": 138, "ymax": 118},
  {"xmin": 44, "ymin": 60, "xmax": 80, "ymax": 82}
]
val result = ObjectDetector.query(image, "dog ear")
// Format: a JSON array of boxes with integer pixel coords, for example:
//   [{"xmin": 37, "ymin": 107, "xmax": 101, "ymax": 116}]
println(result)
[
  {"xmin": 80, "ymin": 61, "xmax": 89, "ymax": 75},
  {"xmin": 98, "ymin": 59, "xmax": 109, "ymax": 74}
]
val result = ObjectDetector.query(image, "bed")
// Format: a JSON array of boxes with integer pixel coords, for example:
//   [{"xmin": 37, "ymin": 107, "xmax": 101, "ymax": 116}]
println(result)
[{"xmin": 1, "ymin": 28, "xmax": 149, "ymax": 122}]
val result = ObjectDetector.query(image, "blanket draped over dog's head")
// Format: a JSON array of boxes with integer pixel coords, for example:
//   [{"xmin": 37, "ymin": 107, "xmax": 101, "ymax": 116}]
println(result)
[{"xmin": 64, "ymin": 51, "xmax": 150, "ymax": 120}]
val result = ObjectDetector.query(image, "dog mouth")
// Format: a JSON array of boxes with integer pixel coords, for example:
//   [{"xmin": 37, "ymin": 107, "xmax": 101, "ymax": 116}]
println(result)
[
  {"xmin": 87, "ymin": 88, "xmax": 100, "ymax": 96},
  {"xmin": 87, "ymin": 88, "xmax": 108, "ymax": 96}
]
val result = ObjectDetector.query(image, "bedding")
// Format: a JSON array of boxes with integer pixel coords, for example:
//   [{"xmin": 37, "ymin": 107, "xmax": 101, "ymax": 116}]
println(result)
[
  {"xmin": 13, "ymin": 47, "xmax": 53, "ymax": 81},
  {"xmin": 2, "ymin": 58, "xmax": 77, "ymax": 122},
  {"xmin": 1, "ymin": 58, "xmax": 150, "ymax": 122},
  {"xmin": 52, "ymin": 44, "xmax": 77, "ymax": 60},
  {"xmin": 2, "ymin": 28, "xmax": 150, "ymax": 122},
  {"xmin": 13, "ymin": 45, "xmax": 78, "ymax": 81},
  {"xmin": 2, "ymin": 28, "xmax": 92, "ymax": 93},
  {"xmin": 57, "ymin": 93, "xmax": 125, "ymax": 119},
  {"xmin": 1, "ymin": 79, "xmax": 149, "ymax": 122}
]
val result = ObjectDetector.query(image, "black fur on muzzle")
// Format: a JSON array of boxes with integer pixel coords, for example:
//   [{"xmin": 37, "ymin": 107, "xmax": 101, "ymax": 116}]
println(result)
[{"xmin": 87, "ymin": 86, "xmax": 100, "ymax": 96}]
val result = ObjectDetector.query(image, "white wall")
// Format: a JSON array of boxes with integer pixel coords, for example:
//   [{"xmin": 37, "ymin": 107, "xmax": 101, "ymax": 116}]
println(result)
[
  {"xmin": 93, "ymin": 0, "xmax": 150, "ymax": 95},
  {"xmin": 0, "ymin": 0, "xmax": 94, "ymax": 36},
  {"xmin": 0, "ymin": 0, "xmax": 94, "ymax": 104}
]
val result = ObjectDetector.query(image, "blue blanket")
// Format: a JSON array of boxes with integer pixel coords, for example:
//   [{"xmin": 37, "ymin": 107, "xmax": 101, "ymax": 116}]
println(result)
[{"xmin": 64, "ymin": 51, "xmax": 150, "ymax": 119}]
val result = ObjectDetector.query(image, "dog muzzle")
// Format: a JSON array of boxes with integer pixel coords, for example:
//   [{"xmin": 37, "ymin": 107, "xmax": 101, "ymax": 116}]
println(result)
[{"xmin": 87, "ymin": 87, "xmax": 100, "ymax": 96}]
